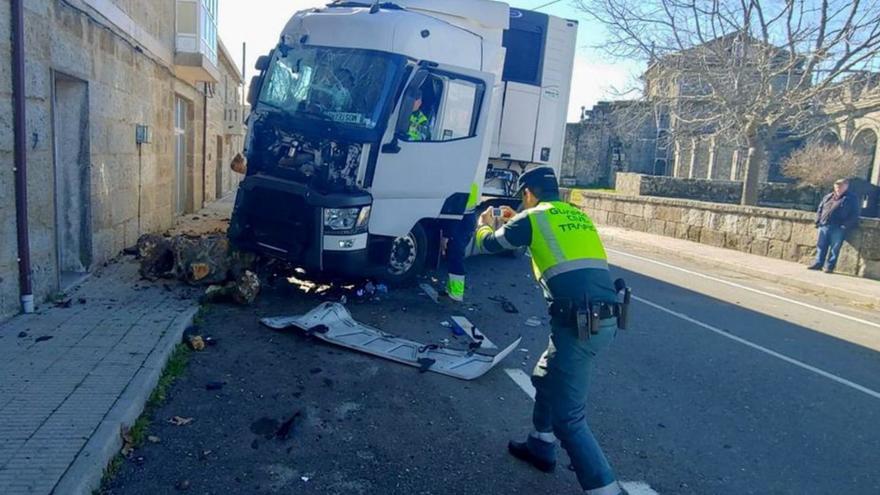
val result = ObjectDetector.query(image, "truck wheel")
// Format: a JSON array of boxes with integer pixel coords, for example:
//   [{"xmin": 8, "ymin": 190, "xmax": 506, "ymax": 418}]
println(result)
[{"xmin": 381, "ymin": 223, "xmax": 428, "ymax": 286}]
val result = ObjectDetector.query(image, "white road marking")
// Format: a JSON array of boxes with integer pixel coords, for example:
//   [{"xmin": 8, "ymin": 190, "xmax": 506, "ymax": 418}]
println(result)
[
  {"xmin": 607, "ymin": 249, "xmax": 880, "ymax": 330},
  {"xmin": 451, "ymin": 316, "xmax": 498, "ymax": 349},
  {"xmin": 504, "ymin": 368, "xmax": 535, "ymax": 400},
  {"xmin": 503, "ymin": 368, "xmax": 660, "ymax": 493},
  {"xmin": 634, "ymin": 295, "xmax": 880, "ymax": 400},
  {"xmin": 620, "ymin": 481, "xmax": 660, "ymax": 495}
]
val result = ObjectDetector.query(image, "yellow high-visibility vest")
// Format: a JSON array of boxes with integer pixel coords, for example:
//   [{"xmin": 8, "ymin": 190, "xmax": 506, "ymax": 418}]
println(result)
[{"xmin": 527, "ymin": 201, "xmax": 609, "ymax": 283}]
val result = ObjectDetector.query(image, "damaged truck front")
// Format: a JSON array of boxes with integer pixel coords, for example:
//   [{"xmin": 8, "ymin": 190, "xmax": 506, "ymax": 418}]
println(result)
[
  {"xmin": 230, "ymin": 1, "xmax": 507, "ymax": 284},
  {"xmin": 230, "ymin": 1, "xmax": 577, "ymax": 284},
  {"xmin": 230, "ymin": 42, "xmax": 410, "ymax": 280}
]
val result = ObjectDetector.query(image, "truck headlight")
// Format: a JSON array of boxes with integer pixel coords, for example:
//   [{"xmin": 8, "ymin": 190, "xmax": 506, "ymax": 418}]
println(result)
[{"xmin": 324, "ymin": 206, "xmax": 371, "ymax": 233}]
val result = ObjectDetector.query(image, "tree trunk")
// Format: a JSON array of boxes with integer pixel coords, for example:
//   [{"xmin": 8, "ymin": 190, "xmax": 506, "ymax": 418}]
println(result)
[{"xmin": 740, "ymin": 137, "xmax": 765, "ymax": 206}]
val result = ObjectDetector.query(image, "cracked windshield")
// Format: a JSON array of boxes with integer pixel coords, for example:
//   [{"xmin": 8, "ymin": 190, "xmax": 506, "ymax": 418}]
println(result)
[{"xmin": 259, "ymin": 46, "xmax": 399, "ymax": 129}]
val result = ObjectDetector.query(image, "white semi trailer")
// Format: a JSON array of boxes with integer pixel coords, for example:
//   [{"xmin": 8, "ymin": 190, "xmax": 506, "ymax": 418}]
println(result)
[{"xmin": 229, "ymin": 0, "xmax": 577, "ymax": 283}]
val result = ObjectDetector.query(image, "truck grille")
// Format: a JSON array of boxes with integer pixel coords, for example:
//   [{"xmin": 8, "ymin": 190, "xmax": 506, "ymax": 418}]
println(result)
[{"xmin": 244, "ymin": 187, "xmax": 316, "ymax": 260}]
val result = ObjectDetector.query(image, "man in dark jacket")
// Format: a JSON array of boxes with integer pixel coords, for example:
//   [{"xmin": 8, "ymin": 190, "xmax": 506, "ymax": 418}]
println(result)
[{"xmin": 809, "ymin": 179, "xmax": 860, "ymax": 273}]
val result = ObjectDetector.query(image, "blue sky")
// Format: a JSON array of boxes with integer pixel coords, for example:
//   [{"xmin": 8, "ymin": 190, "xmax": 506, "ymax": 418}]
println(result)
[{"xmin": 219, "ymin": 0, "xmax": 642, "ymax": 121}]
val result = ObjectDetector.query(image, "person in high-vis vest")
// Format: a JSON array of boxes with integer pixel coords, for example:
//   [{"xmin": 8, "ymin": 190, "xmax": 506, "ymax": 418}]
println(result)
[
  {"xmin": 475, "ymin": 167, "xmax": 627, "ymax": 495},
  {"xmin": 442, "ymin": 182, "xmax": 480, "ymax": 302},
  {"xmin": 407, "ymin": 91, "xmax": 431, "ymax": 142}
]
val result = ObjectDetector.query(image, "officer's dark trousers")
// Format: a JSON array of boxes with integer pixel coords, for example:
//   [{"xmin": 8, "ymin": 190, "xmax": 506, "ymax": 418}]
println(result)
[
  {"xmin": 443, "ymin": 212, "xmax": 477, "ymax": 277},
  {"xmin": 532, "ymin": 318, "xmax": 618, "ymax": 493}
]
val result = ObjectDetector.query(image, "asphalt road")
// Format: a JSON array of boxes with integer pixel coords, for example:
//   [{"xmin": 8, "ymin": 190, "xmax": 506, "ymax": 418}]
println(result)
[{"xmin": 103, "ymin": 246, "xmax": 880, "ymax": 495}]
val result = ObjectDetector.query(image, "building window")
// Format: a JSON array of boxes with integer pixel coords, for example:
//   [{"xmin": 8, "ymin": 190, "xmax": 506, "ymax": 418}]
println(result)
[
  {"xmin": 201, "ymin": 0, "xmax": 218, "ymax": 65},
  {"xmin": 176, "ymin": 0, "xmax": 218, "ymax": 65}
]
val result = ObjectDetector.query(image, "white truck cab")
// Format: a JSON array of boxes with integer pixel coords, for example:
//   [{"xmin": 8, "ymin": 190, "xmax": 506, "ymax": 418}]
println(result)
[{"xmin": 229, "ymin": 0, "xmax": 577, "ymax": 283}]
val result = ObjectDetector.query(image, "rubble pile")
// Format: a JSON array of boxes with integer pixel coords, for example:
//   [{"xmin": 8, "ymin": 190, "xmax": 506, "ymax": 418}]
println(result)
[{"xmin": 134, "ymin": 233, "xmax": 260, "ymax": 305}]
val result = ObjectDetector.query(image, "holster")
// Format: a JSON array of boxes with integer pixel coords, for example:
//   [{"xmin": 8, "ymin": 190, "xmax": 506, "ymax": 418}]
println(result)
[
  {"xmin": 549, "ymin": 299, "xmax": 613, "ymax": 341},
  {"xmin": 613, "ymin": 278, "xmax": 632, "ymax": 330}
]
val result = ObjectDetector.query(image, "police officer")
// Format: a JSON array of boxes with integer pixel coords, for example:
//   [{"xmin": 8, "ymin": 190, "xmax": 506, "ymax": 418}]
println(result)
[
  {"xmin": 443, "ymin": 183, "xmax": 480, "ymax": 302},
  {"xmin": 475, "ymin": 167, "xmax": 627, "ymax": 495},
  {"xmin": 407, "ymin": 90, "xmax": 431, "ymax": 141}
]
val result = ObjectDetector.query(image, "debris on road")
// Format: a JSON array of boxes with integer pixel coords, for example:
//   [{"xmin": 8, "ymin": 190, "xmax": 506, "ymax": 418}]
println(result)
[
  {"xmin": 275, "ymin": 410, "xmax": 302, "ymax": 441},
  {"xmin": 489, "ymin": 295, "xmax": 519, "ymax": 314},
  {"xmin": 17, "ymin": 331, "xmax": 27, "ymax": 338},
  {"xmin": 137, "ymin": 234, "xmax": 175, "ymax": 280},
  {"xmin": 440, "ymin": 321, "xmax": 452, "ymax": 328},
  {"xmin": 120, "ymin": 426, "xmax": 135, "ymax": 456},
  {"xmin": 524, "ymin": 317, "xmax": 542, "ymax": 327},
  {"xmin": 450, "ymin": 316, "xmax": 498, "ymax": 350},
  {"xmin": 203, "ymin": 270, "xmax": 261, "ymax": 305},
  {"xmin": 172, "ymin": 235, "xmax": 234, "ymax": 285},
  {"xmin": 419, "ymin": 283, "xmax": 440, "ymax": 303},
  {"xmin": 35, "ymin": 336, "xmax": 53, "ymax": 343},
  {"xmin": 261, "ymin": 302, "xmax": 521, "ymax": 381},
  {"xmin": 54, "ymin": 298, "xmax": 73, "ymax": 308},
  {"xmin": 147, "ymin": 435, "xmax": 161, "ymax": 444},
  {"xmin": 205, "ymin": 381, "xmax": 225, "ymax": 391},
  {"xmin": 136, "ymin": 233, "xmax": 258, "ymax": 299},
  {"xmin": 187, "ymin": 335, "xmax": 206, "ymax": 351},
  {"xmin": 168, "ymin": 416, "xmax": 194, "ymax": 426}
]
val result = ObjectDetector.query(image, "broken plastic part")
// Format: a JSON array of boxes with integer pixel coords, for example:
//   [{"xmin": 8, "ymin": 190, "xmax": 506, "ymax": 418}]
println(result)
[{"xmin": 261, "ymin": 303, "xmax": 521, "ymax": 381}]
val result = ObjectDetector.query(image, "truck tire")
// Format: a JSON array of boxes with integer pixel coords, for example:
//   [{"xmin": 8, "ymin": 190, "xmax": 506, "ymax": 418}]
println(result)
[{"xmin": 380, "ymin": 223, "xmax": 428, "ymax": 287}]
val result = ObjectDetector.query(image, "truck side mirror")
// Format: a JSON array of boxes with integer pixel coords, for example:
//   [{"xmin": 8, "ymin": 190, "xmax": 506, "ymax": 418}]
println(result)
[
  {"xmin": 247, "ymin": 75, "xmax": 264, "ymax": 107},
  {"xmin": 255, "ymin": 55, "xmax": 271, "ymax": 71}
]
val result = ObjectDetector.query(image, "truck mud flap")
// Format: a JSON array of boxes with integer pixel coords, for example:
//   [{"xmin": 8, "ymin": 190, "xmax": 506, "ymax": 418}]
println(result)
[{"xmin": 261, "ymin": 302, "xmax": 521, "ymax": 381}]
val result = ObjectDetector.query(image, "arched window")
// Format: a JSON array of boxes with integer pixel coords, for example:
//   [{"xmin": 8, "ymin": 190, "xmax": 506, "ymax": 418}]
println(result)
[
  {"xmin": 851, "ymin": 128, "xmax": 879, "ymax": 217},
  {"xmin": 852, "ymin": 128, "xmax": 878, "ymax": 183},
  {"xmin": 819, "ymin": 130, "xmax": 841, "ymax": 147},
  {"xmin": 654, "ymin": 159, "xmax": 667, "ymax": 176}
]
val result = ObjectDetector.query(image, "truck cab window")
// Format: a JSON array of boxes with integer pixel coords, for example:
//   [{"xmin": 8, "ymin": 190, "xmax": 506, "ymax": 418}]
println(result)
[
  {"xmin": 400, "ymin": 73, "xmax": 483, "ymax": 143},
  {"xmin": 257, "ymin": 46, "xmax": 403, "ymax": 130}
]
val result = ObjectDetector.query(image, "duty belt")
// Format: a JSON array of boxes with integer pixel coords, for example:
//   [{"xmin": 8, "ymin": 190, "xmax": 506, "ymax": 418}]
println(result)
[
  {"xmin": 547, "ymin": 279, "xmax": 633, "ymax": 340},
  {"xmin": 548, "ymin": 299, "xmax": 616, "ymax": 340}
]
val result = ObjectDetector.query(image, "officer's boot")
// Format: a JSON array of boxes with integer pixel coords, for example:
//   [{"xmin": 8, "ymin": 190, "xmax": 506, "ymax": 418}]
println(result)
[{"xmin": 508, "ymin": 432, "xmax": 556, "ymax": 473}]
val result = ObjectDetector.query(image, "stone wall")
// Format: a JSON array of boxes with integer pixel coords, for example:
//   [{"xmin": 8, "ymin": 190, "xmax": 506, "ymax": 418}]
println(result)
[
  {"xmin": 570, "ymin": 190, "xmax": 880, "ymax": 279},
  {"xmin": 560, "ymin": 101, "xmax": 657, "ymax": 187},
  {"xmin": 615, "ymin": 173, "xmax": 826, "ymax": 211},
  {"xmin": 0, "ymin": 0, "xmax": 243, "ymax": 317}
]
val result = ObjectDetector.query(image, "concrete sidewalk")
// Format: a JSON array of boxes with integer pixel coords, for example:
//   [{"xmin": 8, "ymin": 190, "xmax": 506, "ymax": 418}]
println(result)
[
  {"xmin": 0, "ymin": 196, "xmax": 236, "ymax": 494},
  {"xmin": 600, "ymin": 225, "xmax": 880, "ymax": 309},
  {"xmin": 0, "ymin": 262, "xmax": 198, "ymax": 495}
]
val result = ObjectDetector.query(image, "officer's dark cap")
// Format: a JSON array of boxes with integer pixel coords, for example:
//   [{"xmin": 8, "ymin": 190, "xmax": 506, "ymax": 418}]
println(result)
[{"xmin": 517, "ymin": 167, "xmax": 559, "ymax": 197}]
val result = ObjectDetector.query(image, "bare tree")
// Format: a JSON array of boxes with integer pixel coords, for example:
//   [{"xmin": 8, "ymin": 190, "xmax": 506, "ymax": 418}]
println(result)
[
  {"xmin": 782, "ymin": 141, "xmax": 863, "ymax": 187},
  {"xmin": 575, "ymin": 0, "xmax": 880, "ymax": 205}
]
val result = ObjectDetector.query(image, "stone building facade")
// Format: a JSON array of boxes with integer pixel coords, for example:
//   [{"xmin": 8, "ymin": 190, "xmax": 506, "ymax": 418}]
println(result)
[
  {"xmin": 560, "ymin": 101, "xmax": 656, "ymax": 187},
  {"xmin": 0, "ymin": 0, "xmax": 245, "ymax": 317}
]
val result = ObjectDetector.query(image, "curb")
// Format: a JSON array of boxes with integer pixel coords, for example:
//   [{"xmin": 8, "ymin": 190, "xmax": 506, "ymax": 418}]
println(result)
[
  {"xmin": 604, "ymin": 233, "xmax": 880, "ymax": 311},
  {"xmin": 52, "ymin": 306, "xmax": 199, "ymax": 495}
]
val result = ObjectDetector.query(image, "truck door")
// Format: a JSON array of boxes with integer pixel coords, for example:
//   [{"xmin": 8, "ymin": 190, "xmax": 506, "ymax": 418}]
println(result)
[{"xmin": 368, "ymin": 66, "xmax": 495, "ymax": 237}]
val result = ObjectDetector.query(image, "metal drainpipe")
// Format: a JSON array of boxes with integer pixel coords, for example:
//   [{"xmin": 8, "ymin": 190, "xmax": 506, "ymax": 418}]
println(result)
[
  {"xmin": 11, "ymin": 0, "xmax": 34, "ymax": 314},
  {"xmin": 202, "ymin": 82, "xmax": 208, "ymax": 209}
]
